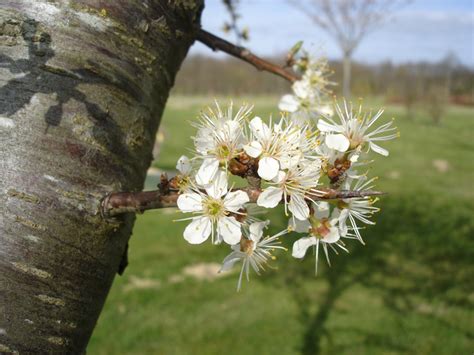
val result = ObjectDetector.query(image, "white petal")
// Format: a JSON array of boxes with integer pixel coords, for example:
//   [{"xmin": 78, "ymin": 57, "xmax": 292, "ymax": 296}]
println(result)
[
  {"xmin": 288, "ymin": 218, "xmax": 311, "ymax": 233},
  {"xmin": 176, "ymin": 155, "xmax": 191, "ymax": 175},
  {"xmin": 325, "ymin": 134, "xmax": 350, "ymax": 152},
  {"xmin": 183, "ymin": 216, "xmax": 212, "ymax": 244},
  {"xmin": 273, "ymin": 120, "xmax": 283, "ymax": 133},
  {"xmin": 292, "ymin": 80, "xmax": 310, "ymax": 99},
  {"xmin": 249, "ymin": 221, "xmax": 269, "ymax": 242},
  {"xmin": 346, "ymin": 168, "xmax": 360, "ymax": 179},
  {"xmin": 196, "ymin": 158, "xmax": 219, "ymax": 186},
  {"xmin": 243, "ymin": 141, "xmax": 263, "ymax": 158},
  {"xmin": 289, "ymin": 111, "xmax": 310, "ymax": 126},
  {"xmin": 331, "ymin": 207, "xmax": 341, "ymax": 220},
  {"xmin": 249, "ymin": 116, "xmax": 271, "ymax": 141},
  {"xmin": 278, "ymin": 94, "xmax": 299, "ymax": 112},
  {"xmin": 177, "ymin": 192, "xmax": 202, "ymax": 212},
  {"xmin": 258, "ymin": 157, "xmax": 280, "ymax": 180},
  {"xmin": 314, "ymin": 202, "xmax": 330, "ymax": 219},
  {"xmin": 257, "ymin": 187, "xmax": 283, "ymax": 208},
  {"xmin": 194, "ymin": 127, "xmax": 214, "ymax": 154},
  {"xmin": 339, "ymin": 213, "xmax": 348, "ymax": 236},
  {"xmin": 318, "ymin": 105, "xmax": 334, "ymax": 117},
  {"xmin": 272, "ymin": 170, "xmax": 286, "ymax": 183},
  {"xmin": 223, "ymin": 190, "xmax": 249, "ymax": 212},
  {"xmin": 317, "ymin": 119, "xmax": 341, "ymax": 133},
  {"xmin": 220, "ymin": 251, "xmax": 243, "ymax": 272},
  {"xmin": 369, "ymin": 142, "xmax": 389, "ymax": 156},
  {"xmin": 223, "ymin": 120, "xmax": 241, "ymax": 140},
  {"xmin": 338, "ymin": 208, "xmax": 349, "ymax": 226},
  {"xmin": 322, "ymin": 226, "xmax": 340, "ymax": 244},
  {"xmin": 205, "ymin": 170, "xmax": 228, "ymax": 198},
  {"xmin": 218, "ymin": 216, "xmax": 242, "ymax": 245},
  {"xmin": 292, "ymin": 236, "xmax": 317, "ymax": 258},
  {"xmin": 279, "ymin": 153, "xmax": 302, "ymax": 170},
  {"xmin": 349, "ymin": 152, "xmax": 360, "ymax": 162},
  {"xmin": 288, "ymin": 193, "xmax": 310, "ymax": 221}
]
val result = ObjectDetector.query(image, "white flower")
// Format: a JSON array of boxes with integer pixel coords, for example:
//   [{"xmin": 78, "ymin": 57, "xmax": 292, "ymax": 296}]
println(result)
[
  {"xmin": 257, "ymin": 163, "xmax": 322, "ymax": 221},
  {"xmin": 291, "ymin": 202, "xmax": 348, "ymax": 274},
  {"xmin": 316, "ymin": 141, "xmax": 344, "ymax": 166},
  {"xmin": 175, "ymin": 155, "xmax": 193, "ymax": 192},
  {"xmin": 293, "ymin": 52, "xmax": 332, "ymax": 79},
  {"xmin": 196, "ymin": 158, "xmax": 219, "ymax": 186},
  {"xmin": 169, "ymin": 78, "xmax": 393, "ymax": 289},
  {"xmin": 316, "ymin": 142, "xmax": 368, "ymax": 184},
  {"xmin": 279, "ymin": 94, "xmax": 300, "ymax": 113},
  {"xmin": 325, "ymin": 134, "xmax": 350, "ymax": 152},
  {"xmin": 279, "ymin": 54, "xmax": 334, "ymax": 125},
  {"xmin": 176, "ymin": 155, "xmax": 192, "ymax": 175},
  {"xmin": 177, "ymin": 171, "xmax": 249, "ymax": 245},
  {"xmin": 220, "ymin": 221, "xmax": 287, "ymax": 291},
  {"xmin": 244, "ymin": 116, "xmax": 316, "ymax": 180},
  {"xmin": 318, "ymin": 104, "xmax": 334, "ymax": 117},
  {"xmin": 278, "ymin": 80, "xmax": 329, "ymax": 123},
  {"xmin": 317, "ymin": 101, "xmax": 398, "ymax": 156},
  {"xmin": 335, "ymin": 177, "xmax": 380, "ymax": 243},
  {"xmin": 193, "ymin": 102, "xmax": 251, "ymax": 185}
]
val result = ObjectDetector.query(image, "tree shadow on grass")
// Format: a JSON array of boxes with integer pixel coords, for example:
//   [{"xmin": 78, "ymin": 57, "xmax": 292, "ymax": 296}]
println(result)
[{"xmin": 265, "ymin": 194, "xmax": 474, "ymax": 354}]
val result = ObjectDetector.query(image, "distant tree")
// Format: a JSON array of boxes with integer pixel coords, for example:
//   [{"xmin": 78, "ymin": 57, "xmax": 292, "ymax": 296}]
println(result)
[
  {"xmin": 439, "ymin": 51, "xmax": 460, "ymax": 99},
  {"xmin": 425, "ymin": 84, "xmax": 448, "ymax": 125},
  {"xmin": 288, "ymin": 0, "xmax": 409, "ymax": 98},
  {"xmin": 399, "ymin": 66, "xmax": 419, "ymax": 120}
]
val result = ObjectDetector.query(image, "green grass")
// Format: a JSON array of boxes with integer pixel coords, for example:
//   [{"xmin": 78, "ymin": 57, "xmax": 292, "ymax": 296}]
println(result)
[{"xmin": 88, "ymin": 96, "xmax": 474, "ymax": 354}]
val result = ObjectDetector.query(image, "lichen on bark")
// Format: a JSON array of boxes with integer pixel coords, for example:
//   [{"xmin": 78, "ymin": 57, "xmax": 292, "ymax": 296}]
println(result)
[{"xmin": 0, "ymin": 0, "xmax": 203, "ymax": 353}]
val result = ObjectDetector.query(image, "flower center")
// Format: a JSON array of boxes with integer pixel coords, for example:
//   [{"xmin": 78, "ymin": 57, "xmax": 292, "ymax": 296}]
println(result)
[
  {"xmin": 309, "ymin": 217, "xmax": 331, "ymax": 239},
  {"xmin": 240, "ymin": 238, "xmax": 254, "ymax": 255},
  {"xmin": 300, "ymin": 99, "xmax": 310, "ymax": 109},
  {"xmin": 349, "ymin": 137, "xmax": 363, "ymax": 150},
  {"xmin": 203, "ymin": 198, "xmax": 225, "ymax": 218},
  {"xmin": 310, "ymin": 75, "xmax": 323, "ymax": 87},
  {"xmin": 216, "ymin": 144, "xmax": 232, "ymax": 161},
  {"xmin": 177, "ymin": 176, "xmax": 190, "ymax": 191}
]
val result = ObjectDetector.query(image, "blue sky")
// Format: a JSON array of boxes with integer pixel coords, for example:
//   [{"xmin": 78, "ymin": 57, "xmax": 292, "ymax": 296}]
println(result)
[{"xmin": 191, "ymin": 0, "xmax": 474, "ymax": 66}]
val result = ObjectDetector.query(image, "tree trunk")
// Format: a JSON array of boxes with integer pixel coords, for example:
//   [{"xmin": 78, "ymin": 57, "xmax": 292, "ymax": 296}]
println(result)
[
  {"xmin": 342, "ymin": 51, "xmax": 352, "ymax": 99},
  {"xmin": 0, "ymin": 1, "xmax": 202, "ymax": 353}
]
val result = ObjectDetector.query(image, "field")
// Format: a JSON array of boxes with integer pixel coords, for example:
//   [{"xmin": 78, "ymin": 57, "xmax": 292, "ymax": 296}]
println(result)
[{"xmin": 88, "ymin": 96, "xmax": 474, "ymax": 354}]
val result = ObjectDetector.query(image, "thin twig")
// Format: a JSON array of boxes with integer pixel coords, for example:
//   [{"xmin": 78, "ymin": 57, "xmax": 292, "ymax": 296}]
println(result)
[
  {"xmin": 101, "ymin": 187, "xmax": 384, "ymax": 218},
  {"xmin": 196, "ymin": 29, "xmax": 299, "ymax": 83}
]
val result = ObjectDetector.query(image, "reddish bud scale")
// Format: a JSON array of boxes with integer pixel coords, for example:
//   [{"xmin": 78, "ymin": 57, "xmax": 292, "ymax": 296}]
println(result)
[
  {"xmin": 159, "ymin": 173, "xmax": 170, "ymax": 194},
  {"xmin": 168, "ymin": 176, "xmax": 181, "ymax": 190},
  {"xmin": 229, "ymin": 208, "xmax": 248, "ymax": 223},
  {"xmin": 240, "ymin": 237, "xmax": 254, "ymax": 254},
  {"xmin": 228, "ymin": 152, "xmax": 259, "ymax": 179},
  {"xmin": 328, "ymin": 157, "xmax": 352, "ymax": 185}
]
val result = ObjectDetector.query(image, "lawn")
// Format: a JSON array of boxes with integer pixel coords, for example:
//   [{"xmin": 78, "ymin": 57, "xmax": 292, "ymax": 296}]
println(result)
[{"xmin": 88, "ymin": 96, "xmax": 474, "ymax": 354}]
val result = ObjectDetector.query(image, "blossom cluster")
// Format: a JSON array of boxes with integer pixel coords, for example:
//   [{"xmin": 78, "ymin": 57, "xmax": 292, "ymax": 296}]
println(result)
[
  {"xmin": 279, "ymin": 50, "xmax": 334, "ymax": 124},
  {"xmin": 172, "ymin": 54, "xmax": 398, "ymax": 290}
]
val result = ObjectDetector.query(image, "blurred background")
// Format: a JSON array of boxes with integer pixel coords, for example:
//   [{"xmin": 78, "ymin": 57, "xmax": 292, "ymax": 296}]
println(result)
[{"xmin": 89, "ymin": 0, "xmax": 473, "ymax": 354}]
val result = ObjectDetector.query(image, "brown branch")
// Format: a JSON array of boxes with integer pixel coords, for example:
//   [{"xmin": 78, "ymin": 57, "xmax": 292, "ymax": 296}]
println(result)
[
  {"xmin": 197, "ymin": 29, "xmax": 299, "ymax": 83},
  {"xmin": 101, "ymin": 190, "xmax": 180, "ymax": 217},
  {"xmin": 101, "ymin": 187, "xmax": 385, "ymax": 218}
]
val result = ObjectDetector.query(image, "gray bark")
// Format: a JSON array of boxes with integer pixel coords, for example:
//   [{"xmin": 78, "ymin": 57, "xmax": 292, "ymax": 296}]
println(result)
[{"xmin": 0, "ymin": 1, "xmax": 202, "ymax": 353}]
